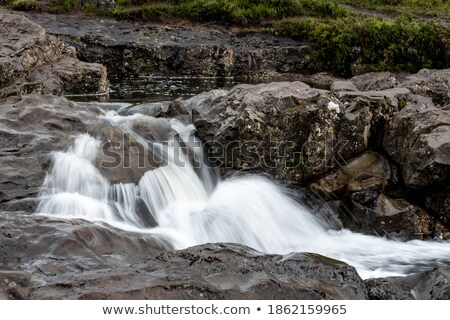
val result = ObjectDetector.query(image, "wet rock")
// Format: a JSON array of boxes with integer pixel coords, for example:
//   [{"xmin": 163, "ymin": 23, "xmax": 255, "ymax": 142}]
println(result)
[
  {"xmin": 309, "ymin": 152, "xmax": 395, "ymax": 198},
  {"xmin": 193, "ymin": 82, "xmax": 391, "ymax": 182},
  {"xmin": 348, "ymin": 193, "xmax": 443, "ymax": 240},
  {"xmin": 309, "ymin": 151, "xmax": 447, "ymax": 239},
  {"xmin": 383, "ymin": 106, "xmax": 450, "ymax": 189},
  {"xmin": 366, "ymin": 266, "xmax": 450, "ymax": 300},
  {"xmin": 27, "ymin": 243, "xmax": 368, "ymax": 300},
  {"xmin": 364, "ymin": 278, "xmax": 414, "ymax": 300},
  {"xmin": 0, "ymin": 94, "xmax": 98, "ymax": 210},
  {"xmin": 0, "ymin": 213, "xmax": 171, "ymax": 299},
  {"xmin": 425, "ymin": 190, "xmax": 450, "ymax": 228},
  {"xmin": 0, "ymin": 11, "xmax": 108, "ymax": 97},
  {"xmin": 155, "ymin": 100, "xmax": 189, "ymax": 118},
  {"xmin": 181, "ymin": 89, "xmax": 228, "ymax": 113}
]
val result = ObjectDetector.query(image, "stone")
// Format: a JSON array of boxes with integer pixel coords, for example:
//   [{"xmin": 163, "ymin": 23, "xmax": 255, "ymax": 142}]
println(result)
[
  {"xmin": 330, "ymin": 81, "xmax": 358, "ymax": 94},
  {"xmin": 0, "ymin": 11, "xmax": 108, "ymax": 98},
  {"xmin": 25, "ymin": 243, "xmax": 368, "ymax": 300},
  {"xmin": 309, "ymin": 151, "xmax": 447, "ymax": 240},
  {"xmin": 0, "ymin": 94, "xmax": 98, "ymax": 210},
  {"xmin": 351, "ymin": 72, "xmax": 398, "ymax": 91},
  {"xmin": 399, "ymin": 69, "xmax": 450, "ymax": 107},
  {"xmin": 193, "ymin": 82, "xmax": 381, "ymax": 182},
  {"xmin": 15, "ymin": 10, "xmax": 312, "ymax": 79},
  {"xmin": 383, "ymin": 106, "xmax": 450, "ymax": 189},
  {"xmin": 366, "ymin": 266, "xmax": 450, "ymax": 300}
]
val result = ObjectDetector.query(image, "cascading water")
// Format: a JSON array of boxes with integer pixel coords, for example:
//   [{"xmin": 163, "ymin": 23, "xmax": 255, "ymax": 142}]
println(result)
[{"xmin": 36, "ymin": 110, "xmax": 450, "ymax": 279}]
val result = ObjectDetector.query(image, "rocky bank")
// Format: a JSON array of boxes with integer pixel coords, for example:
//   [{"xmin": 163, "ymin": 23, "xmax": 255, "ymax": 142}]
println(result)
[{"xmin": 10, "ymin": 9, "xmax": 312, "ymax": 80}]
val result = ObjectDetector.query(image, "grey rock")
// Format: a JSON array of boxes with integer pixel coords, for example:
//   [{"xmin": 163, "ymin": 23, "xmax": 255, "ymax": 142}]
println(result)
[
  {"xmin": 383, "ymin": 106, "xmax": 450, "ymax": 189},
  {"xmin": 330, "ymin": 81, "xmax": 358, "ymax": 94},
  {"xmin": 399, "ymin": 69, "xmax": 450, "ymax": 107},
  {"xmin": 351, "ymin": 72, "xmax": 398, "ymax": 91},
  {"xmin": 0, "ymin": 94, "xmax": 98, "ymax": 209},
  {"xmin": 24, "ymin": 243, "xmax": 368, "ymax": 300},
  {"xmin": 366, "ymin": 266, "xmax": 450, "ymax": 300},
  {"xmin": 0, "ymin": 11, "xmax": 108, "ymax": 97},
  {"xmin": 16, "ymin": 10, "xmax": 311, "ymax": 79},
  {"xmin": 193, "ymin": 82, "xmax": 393, "ymax": 182}
]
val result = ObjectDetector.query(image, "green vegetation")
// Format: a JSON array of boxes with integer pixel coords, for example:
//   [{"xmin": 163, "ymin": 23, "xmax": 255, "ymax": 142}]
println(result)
[
  {"xmin": 272, "ymin": 15, "xmax": 450, "ymax": 76},
  {"xmin": 8, "ymin": 0, "xmax": 43, "ymax": 11},
  {"xmin": 337, "ymin": 0, "xmax": 450, "ymax": 18},
  {"xmin": 3, "ymin": 0, "xmax": 450, "ymax": 76}
]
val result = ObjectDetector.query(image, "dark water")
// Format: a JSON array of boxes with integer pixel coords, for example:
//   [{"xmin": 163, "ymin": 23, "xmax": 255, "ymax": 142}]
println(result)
[{"xmin": 68, "ymin": 76, "xmax": 242, "ymax": 103}]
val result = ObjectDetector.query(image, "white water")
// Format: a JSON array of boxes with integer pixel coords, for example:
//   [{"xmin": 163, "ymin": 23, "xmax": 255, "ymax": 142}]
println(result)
[{"xmin": 36, "ymin": 112, "xmax": 450, "ymax": 279}]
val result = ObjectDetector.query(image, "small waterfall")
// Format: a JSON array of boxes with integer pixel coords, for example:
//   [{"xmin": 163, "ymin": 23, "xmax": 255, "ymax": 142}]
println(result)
[{"xmin": 36, "ymin": 112, "xmax": 450, "ymax": 279}]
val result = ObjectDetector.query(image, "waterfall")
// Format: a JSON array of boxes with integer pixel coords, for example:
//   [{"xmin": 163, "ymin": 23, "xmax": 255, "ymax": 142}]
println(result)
[{"xmin": 36, "ymin": 111, "xmax": 450, "ymax": 279}]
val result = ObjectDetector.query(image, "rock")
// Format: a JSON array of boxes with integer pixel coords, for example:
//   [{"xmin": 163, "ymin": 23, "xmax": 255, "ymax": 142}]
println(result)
[
  {"xmin": 181, "ymin": 89, "xmax": 228, "ymax": 112},
  {"xmin": 25, "ymin": 243, "xmax": 368, "ymax": 299},
  {"xmin": 348, "ymin": 193, "xmax": 443, "ymax": 240},
  {"xmin": 0, "ymin": 94, "xmax": 98, "ymax": 210},
  {"xmin": 309, "ymin": 151, "xmax": 448, "ymax": 239},
  {"xmin": 193, "ymin": 82, "xmax": 397, "ymax": 182},
  {"xmin": 309, "ymin": 151, "xmax": 395, "ymax": 198},
  {"xmin": 399, "ymin": 69, "xmax": 450, "ymax": 107},
  {"xmin": 301, "ymin": 72, "xmax": 342, "ymax": 90},
  {"xmin": 16, "ymin": 10, "xmax": 311, "ymax": 79},
  {"xmin": 351, "ymin": 72, "xmax": 398, "ymax": 91},
  {"xmin": 364, "ymin": 278, "xmax": 414, "ymax": 300},
  {"xmin": 383, "ymin": 106, "xmax": 450, "ymax": 189},
  {"xmin": 0, "ymin": 11, "xmax": 108, "ymax": 97},
  {"xmin": 330, "ymin": 81, "xmax": 358, "ymax": 94},
  {"xmin": 425, "ymin": 190, "xmax": 450, "ymax": 228},
  {"xmin": 0, "ymin": 212, "xmax": 171, "ymax": 299},
  {"xmin": 155, "ymin": 100, "xmax": 189, "ymax": 118},
  {"xmin": 366, "ymin": 266, "xmax": 450, "ymax": 300}
]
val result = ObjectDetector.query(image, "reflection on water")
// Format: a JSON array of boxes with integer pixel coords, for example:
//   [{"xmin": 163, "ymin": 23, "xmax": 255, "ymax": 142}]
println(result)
[{"xmin": 69, "ymin": 76, "xmax": 243, "ymax": 103}]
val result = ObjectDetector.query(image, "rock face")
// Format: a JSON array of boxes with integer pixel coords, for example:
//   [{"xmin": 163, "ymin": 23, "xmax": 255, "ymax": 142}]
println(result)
[
  {"xmin": 1, "ymin": 242, "xmax": 368, "ymax": 300},
  {"xmin": 0, "ymin": 11, "xmax": 108, "ymax": 97},
  {"xmin": 17, "ymin": 10, "xmax": 311, "ymax": 79}
]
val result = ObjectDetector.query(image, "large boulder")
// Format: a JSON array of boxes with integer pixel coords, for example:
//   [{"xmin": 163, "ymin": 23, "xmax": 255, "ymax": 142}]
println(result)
[
  {"xmin": 193, "ymin": 81, "xmax": 405, "ymax": 182},
  {"xmin": 0, "ymin": 11, "xmax": 108, "ymax": 97}
]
